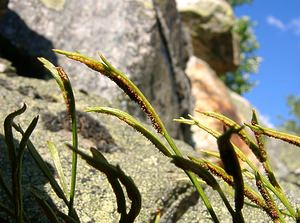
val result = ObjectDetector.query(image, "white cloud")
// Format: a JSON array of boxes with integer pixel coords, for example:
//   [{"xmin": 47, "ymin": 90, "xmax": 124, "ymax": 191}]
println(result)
[
  {"xmin": 259, "ymin": 114, "xmax": 275, "ymax": 128},
  {"xmin": 289, "ymin": 18, "xmax": 300, "ymax": 35},
  {"xmin": 266, "ymin": 16, "xmax": 286, "ymax": 30},
  {"xmin": 266, "ymin": 15, "xmax": 300, "ymax": 38}
]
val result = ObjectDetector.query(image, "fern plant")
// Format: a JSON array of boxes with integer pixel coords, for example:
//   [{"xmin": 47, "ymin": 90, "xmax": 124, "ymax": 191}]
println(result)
[
  {"xmin": 47, "ymin": 50, "xmax": 300, "ymax": 222},
  {"xmin": 1, "ymin": 49, "xmax": 300, "ymax": 222}
]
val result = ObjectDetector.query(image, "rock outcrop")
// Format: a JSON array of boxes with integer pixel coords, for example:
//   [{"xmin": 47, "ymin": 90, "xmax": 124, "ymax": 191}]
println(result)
[
  {"xmin": 175, "ymin": 0, "xmax": 256, "ymax": 163},
  {"xmin": 0, "ymin": 0, "xmax": 191, "ymax": 139},
  {"xmin": 177, "ymin": 0, "xmax": 239, "ymax": 75}
]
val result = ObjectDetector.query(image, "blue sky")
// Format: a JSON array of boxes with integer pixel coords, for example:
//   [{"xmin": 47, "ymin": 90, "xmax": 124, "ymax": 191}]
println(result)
[{"xmin": 234, "ymin": 1, "xmax": 300, "ymax": 126}]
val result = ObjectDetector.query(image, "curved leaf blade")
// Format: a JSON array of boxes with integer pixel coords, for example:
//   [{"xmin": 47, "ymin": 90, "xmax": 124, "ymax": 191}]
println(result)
[{"xmin": 86, "ymin": 107, "xmax": 173, "ymax": 157}]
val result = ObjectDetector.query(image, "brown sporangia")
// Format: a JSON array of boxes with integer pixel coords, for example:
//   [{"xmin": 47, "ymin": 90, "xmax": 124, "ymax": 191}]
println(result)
[
  {"xmin": 201, "ymin": 160, "xmax": 268, "ymax": 211},
  {"xmin": 251, "ymin": 110, "xmax": 267, "ymax": 162},
  {"xmin": 56, "ymin": 67, "xmax": 74, "ymax": 117},
  {"xmin": 54, "ymin": 50, "xmax": 163, "ymax": 133},
  {"xmin": 255, "ymin": 172, "xmax": 280, "ymax": 221}
]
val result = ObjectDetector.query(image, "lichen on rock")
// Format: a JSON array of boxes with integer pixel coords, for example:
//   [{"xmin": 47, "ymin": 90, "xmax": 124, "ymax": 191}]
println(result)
[{"xmin": 39, "ymin": 0, "xmax": 66, "ymax": 11}]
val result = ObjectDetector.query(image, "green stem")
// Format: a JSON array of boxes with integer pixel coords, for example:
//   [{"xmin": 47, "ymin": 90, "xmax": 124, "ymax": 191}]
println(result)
[
  {"xmin": 15, "ymin": 168, "xmax": 23, "ymax": 223},
  {"xmin": 153, "ymin": 211, "xmax": 161, "ymax": 223},
  {"xmin": 162, "ymin": 132, "xmax": 182, "ymax": 157},
  {"xmin": 15, "ymin": 116, "xmax": 38, "ymax": 223},
  {"xmin": 262, "ymin": 159, "xmax": 282, "ymax": 191},
  {"xmin": 189, "ymin": 172, "xmax": 220, "ymax": 222},
  {"xmin": 163, "ymin": 132, "xmax": 219, "ymax": 223},
  {"xmin": 68, "ymin": 113, "xmax": 78, "ymax": 216}
]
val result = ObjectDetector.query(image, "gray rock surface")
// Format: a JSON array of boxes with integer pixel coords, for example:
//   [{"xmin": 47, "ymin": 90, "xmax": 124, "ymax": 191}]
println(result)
[
  {"xmin": 177, "ymin": 0, "xmax": 239, "ymax": 74},
  {"xmin": 1, "ymin": 72, "xmax": 299, "ymax": 222},
  {"xmin": 0, "ymin": 0, "xmax": 191, "ymax": 139},
  {"xmin": 0, "ymin": 57, "xmax": 14, "ymax": 73}
]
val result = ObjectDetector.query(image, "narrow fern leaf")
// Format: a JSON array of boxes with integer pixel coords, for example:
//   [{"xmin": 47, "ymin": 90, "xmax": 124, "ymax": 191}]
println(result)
[
  {"xmin": 48, "ymin": 141, "xmax": 69, "ymax": 197},
  {"xmin": 86, "ymin": 107, "xmax": 173, "ymax": 156}
]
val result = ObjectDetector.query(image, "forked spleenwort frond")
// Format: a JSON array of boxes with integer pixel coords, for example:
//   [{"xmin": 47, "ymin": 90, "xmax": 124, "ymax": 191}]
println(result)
[
  {"xmin": 53, "ymin": 50, "xmax": 220, "ymax": 222},
  {"xmin": 47, "ymin": 141, "xmax": 69, "ymax": 197},
  {"xmin": 4, "ymin": 104, "xmax": 38, "ymax": 223},
  {"xmin": 6, "ymin": 105, "xmax": 80, "ymax": 222},
  {"xmin": 44, "ymin": 49, "xmax": 300, "ymax": 222},
  {"xmin": 38, "ymin": 58, "xmax": 78, "ymax": 219},
  {"xmin": 66, "ymin": 145, "xmax": 141, "ymax": 223},
  {"xmin": 85, "ymin": 107, "xmax": 172, "ymax": 157},
  {"xmin": 200, "ymin": 110, "xmax": 282, "ymax": 192},
  {"xmin": 216, "ymin": 127, "xmax": 244, "ymax": 222},
  {"xmin": 198, "ymin": 111, "xmax": 297, "ymax": 220},
  {"xmin": 245, "ymin": 122, "xmax": 300, "ymax": 147},
  {"xmin": 12, "ymin": 123, "xmax": 70, "ymax": 206},
  {"xmin": 250, "ymin": 110, "xmax": 282, "ymax": 192},
  {"xmin": 172, "ymin": 156, "xmax": 236, "ymax": 220},
  {"xmin": 175, "ymin": 114, "xmax": 298, "ymax": 222}
]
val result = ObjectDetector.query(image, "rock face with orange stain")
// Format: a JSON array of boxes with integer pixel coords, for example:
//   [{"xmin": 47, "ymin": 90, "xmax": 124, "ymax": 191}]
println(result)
[
  {"xmin": 175, "ymin": 0, "xmax": 258, "ymax": 164},
  {"xmin": 185, "ymin": 56, "xmax": 258, "ymax": 165}
]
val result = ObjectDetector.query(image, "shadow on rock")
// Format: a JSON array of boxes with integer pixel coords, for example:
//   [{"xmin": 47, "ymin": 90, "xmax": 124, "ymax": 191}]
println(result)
[
  {"xmin": 0, "ymin": 133, "xmax": 58, "ymax": 222},
  {"xmin": 0, "ymin": 9, "xmax": 57, "ymax": 78}
]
